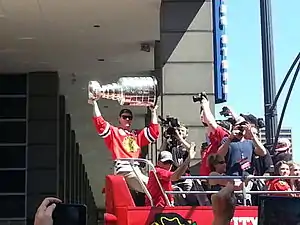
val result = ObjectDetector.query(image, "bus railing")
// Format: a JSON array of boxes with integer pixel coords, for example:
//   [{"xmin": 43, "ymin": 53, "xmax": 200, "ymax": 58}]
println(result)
[
  {"xmin": 114, "ymin": 158, "xmax": 300, "ymax": 206},
  {"xmin": 115, "ymin": 158, "xmax": 171, "ymax": 207},
  {"xmin": 181, "ymin": 175, "xmax": 300, "ymax": 180}
]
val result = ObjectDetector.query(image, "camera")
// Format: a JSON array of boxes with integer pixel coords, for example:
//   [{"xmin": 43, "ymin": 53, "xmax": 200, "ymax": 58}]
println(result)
[
  {"xmin": 158, "ymin": 115, "xmax": 180, "ymax": 135},
  {"xmin": 216, "ymin": 119, "xmax": 233, "ymax": 132},
  {"xmin": 257, "ymin": 118, "xmax": 265, "ymax": 129},
  {"xmin": 192, "ymin": 92, "xmax": 208, "ymax": 103},
  {"xmin": 158, "ymin": 115, "xmax": 182, "ymax": 148},
  {"xmin": 219, "ymin": 106, "xmax": 231, "ymax": 117},
  {"xmin": 237, "ymin": 125, "xmax": 244, "ymax": 134}
]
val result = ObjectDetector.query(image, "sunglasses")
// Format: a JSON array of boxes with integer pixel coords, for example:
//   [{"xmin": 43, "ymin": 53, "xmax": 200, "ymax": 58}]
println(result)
[
  {"xmin": 121, "ymin": 115, "xmax": 133, "ymax": 120},
  {"xmin": 217, "ymin": 161, "xmax": 226, "ymax": 164}
]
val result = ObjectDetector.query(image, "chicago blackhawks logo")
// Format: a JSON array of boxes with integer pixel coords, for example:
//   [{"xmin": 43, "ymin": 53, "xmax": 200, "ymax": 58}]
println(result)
[
  {"xmin": 150, "ymin": 213, "xmax": 197, "ymax": 225},
  {"xmin": 123, "ymin": 136, "xmax": 139, "ymax": 153}
]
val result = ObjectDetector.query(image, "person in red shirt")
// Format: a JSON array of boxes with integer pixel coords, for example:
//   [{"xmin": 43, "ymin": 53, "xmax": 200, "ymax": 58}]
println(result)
[
  {"xmin": 198, "ymin": 93, "xmax": 229, "ymax": 176},
  {"xmin": 145, "ymin": 145, "xmax": 196, "ymax": 207},
  {"xmin": 89, "ymin": 98, "xmax": 159, "ymax": 193},
  {"xmin": 266, "ymin": 160, "xmax": 293, "ymax": 197}
]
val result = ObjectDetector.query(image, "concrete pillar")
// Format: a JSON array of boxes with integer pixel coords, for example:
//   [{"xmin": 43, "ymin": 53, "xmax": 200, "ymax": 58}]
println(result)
[{"xmin": 158, "ymin": 0, "xmax": 215, "ymax": 170}]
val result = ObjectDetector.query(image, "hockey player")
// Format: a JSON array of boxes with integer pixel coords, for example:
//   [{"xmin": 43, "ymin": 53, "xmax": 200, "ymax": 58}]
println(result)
[{"xmin": 90, "ymin": 99, "xmax": 159, "ymax": 193}]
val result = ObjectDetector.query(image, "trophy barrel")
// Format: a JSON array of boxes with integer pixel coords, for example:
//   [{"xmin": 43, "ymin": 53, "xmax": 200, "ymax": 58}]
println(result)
[{"xmin": 118, "ymin": 76, "xmax": 158, "ymax": 107}]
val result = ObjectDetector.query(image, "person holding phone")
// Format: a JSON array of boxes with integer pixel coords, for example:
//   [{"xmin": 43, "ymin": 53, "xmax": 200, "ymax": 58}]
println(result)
[
  {"xmin": 34, "ymin": 198, "xmax": 87, "ymax": 225},
  {"xmin": 34, "ymin": 197, "xmax": 61, "ymax": 225}
]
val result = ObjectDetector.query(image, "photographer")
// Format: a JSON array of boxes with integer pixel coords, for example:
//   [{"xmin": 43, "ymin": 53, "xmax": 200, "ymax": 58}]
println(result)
[
  {"xmin": 159, "ymin": 122, "xmax": 193, "ymax": 188},
  {"xmin": 194, "ymin": 93, "xmax": 229, "ymax": 176},
  {"xmin": 218, "ymin": 120, "xmax": 267, "ymax": 172},
  {"xmin": 158, "ymin": 116, "xmax": 210, "ymax": 206},
  {"xmin": 217, "ymin": 119, "xmax": 267, "ymax": 205}
]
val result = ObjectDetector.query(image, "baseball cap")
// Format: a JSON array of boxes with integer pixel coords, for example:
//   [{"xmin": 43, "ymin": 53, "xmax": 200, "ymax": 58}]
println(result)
[
  {"xmin": 119, "ymin": 109, "xmax": 133, "ymax": 117},
  {"xmin": 158, "ymin": 151, "xmax": 173, "ymax": 163},
  {"xmin": 275, "ymin": 138, "xmax": 291, "ymax": 152},
  {"xmin": 235, "ymin": 116, "xmax": 246, "ymax": 125}
]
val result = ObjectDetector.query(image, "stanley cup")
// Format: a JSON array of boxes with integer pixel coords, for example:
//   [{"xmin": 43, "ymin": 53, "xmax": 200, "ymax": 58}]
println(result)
[{"xmin": 88, "ymin": 76, "xmax": 158, "ymax": 107}]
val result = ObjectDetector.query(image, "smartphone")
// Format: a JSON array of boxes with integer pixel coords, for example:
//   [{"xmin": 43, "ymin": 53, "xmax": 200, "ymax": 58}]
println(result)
[
  {"xmin": 258, "ymin": 196, "xmax": 300, "ymax": 225},
  {"xmin": 52, "ymin": 203, "xmax": 87, "ymax": 225}
]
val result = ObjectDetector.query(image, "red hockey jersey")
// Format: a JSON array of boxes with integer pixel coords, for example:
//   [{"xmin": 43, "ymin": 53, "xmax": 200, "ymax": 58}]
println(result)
[
  {"xmin": 92, "ymin": 116, "xmax": 159, "ymax": 160},
  {"xmin": 266, "ymin": 178, "xmax": 292, "ymax": 196}
]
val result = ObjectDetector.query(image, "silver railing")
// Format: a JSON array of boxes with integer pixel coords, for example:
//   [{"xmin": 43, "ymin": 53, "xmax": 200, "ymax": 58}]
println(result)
[
  {"xmin": 114, "ymin": 158, "xmax": 300, "ymax": 206},
  {"xmin": 115, "ymin": 158, "xmax": 171, "ymax": 207},
  {"xmin": 168, "ymin": 175, "xmax": 300, "ymax": 206}
]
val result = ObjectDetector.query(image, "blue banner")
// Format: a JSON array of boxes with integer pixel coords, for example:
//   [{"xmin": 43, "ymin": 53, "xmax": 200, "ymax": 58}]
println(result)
[{"xmin": 213, "ymin": 0, "xmax": 228, "ymax": 103}]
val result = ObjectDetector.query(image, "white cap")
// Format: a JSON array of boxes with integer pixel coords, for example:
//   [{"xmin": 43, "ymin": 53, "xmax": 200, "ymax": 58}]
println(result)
[
  {"xmin": 158, "ymin": 151, "xmax": 173, "ymax": 163},
  {"xmin": 275, "ymin": 138, "xmax": 291, "ymax": 152},
  {"xmin": 235, "ymin": 116, "xmax": 246, "ymax": 125}
]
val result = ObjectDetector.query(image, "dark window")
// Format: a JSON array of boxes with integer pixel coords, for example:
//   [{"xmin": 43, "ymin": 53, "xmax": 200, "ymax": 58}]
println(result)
[
  {"xmin": 0, "ymin": 122, "xmax": 26, "ymax": 143},
  {"xmin": 0, "ymin": 146, "xmax": 26, "ymax": 168},
  {"xmin": 0, "ymin": 98, "xmax": 26, "ymax": 119},
  {"xmin": 0, "ymin": 171, "xmax": 25, "ymax": 193},
  {"xmin": 0, "ymin": 74, "xmax": 27, "ymax": 95},
  {"xmin": 0, "ymin": 195, "xmax": 25, "ymax": 218}
]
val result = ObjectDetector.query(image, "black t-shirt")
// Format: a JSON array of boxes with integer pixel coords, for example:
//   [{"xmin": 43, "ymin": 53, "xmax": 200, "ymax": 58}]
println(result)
[
  {"xmin": 167, "ymin": 145, "xmax": 190, "ymax": 174},
  {"xmin": 251, "ymin": 150, "xmax": 274, "ymax": 175}
]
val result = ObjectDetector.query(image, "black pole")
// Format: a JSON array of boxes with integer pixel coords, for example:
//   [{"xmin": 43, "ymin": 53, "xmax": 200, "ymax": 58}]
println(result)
[
  {"xmin": 272, "ymin": 60, "xmax": 300, "ymax": 153},
  {"xmin": 269, "ymin": 53, "xmax": 300, "ymax": 112},
  {"xmin": 259, "ymin": 0, "xmax": 277, "ymax": 155}
]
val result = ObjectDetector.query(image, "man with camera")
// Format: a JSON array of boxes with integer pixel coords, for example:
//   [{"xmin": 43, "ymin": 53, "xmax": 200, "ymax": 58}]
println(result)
[
  {"xmin": 158, "ymin": 116, "xmax": 209, "ymax": 206},
  {"xmin": 218, "ymin": 119, "xmax": 267, "ymax": 205},
  {"xmin": 218, "ymin": 119, "xmax": 267, "ymax": 172},
  {"xmin": 195, "ymin": 93, "xmax": 229, "ymax": 176},
  {"xmin": 159, "ymin": 120, "xmax": 192, "ymax": 179}
]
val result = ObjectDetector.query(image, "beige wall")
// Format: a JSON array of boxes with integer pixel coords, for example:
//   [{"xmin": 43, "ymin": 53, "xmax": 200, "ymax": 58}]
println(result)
[{"xmin": 158, "ymin": 0, "xmax": 215, "ymax": 168}]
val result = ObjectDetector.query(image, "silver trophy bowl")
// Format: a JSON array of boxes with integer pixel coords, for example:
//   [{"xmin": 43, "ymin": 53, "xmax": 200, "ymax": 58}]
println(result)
[{"xmin": 88, "ymin": 76, "xmax": 158, "ymax": 107}]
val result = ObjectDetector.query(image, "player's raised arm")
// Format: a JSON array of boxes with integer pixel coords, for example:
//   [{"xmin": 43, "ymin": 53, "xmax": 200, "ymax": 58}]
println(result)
[
  {"xmin": 90, "ymin": 100, "xmax": 111, "ymax": 139},
  {"xmin": 138, "ymin": 105, "xmax": 160, "ymax": 146}
]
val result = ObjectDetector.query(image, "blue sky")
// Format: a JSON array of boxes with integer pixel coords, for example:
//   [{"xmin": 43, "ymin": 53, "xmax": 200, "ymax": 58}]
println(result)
[{"xmin": 215, "ymin": 1, "xmax": 300, "ymax": 161}]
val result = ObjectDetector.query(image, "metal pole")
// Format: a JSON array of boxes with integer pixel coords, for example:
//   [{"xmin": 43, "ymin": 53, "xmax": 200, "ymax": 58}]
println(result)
[{"xmin": 260, "ymin": 0, "xmax": 277, "ymax": 155}]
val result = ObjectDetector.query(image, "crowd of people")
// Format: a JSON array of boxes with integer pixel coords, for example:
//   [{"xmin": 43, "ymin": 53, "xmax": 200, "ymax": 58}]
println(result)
[
  {"xmin": 32, "ymin": 90, "xmax": 299, "ymax": 225},
  {"xmin": 89, "ymin": 91, "xmax": 298, "ymax": 208}
]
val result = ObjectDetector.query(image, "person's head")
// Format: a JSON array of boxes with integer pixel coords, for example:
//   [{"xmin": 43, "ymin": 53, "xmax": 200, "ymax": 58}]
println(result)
[
  {"xmin": 289, "ymin": 162, "xmax": 300, "ymax": 176},
  {"xmin": 244, "ymin": 123, "xmax": 258, "ymax": 140},
  {"xmin": 177, "ymin": 125, "xmax": 188, "ymax": 139},
  {"xmin": 240, "ymin": 114, "xmax": 258, "ymax": 127},
  {"xmin": 118, "ymin": 109, "xmax": 133, "ymax": 129},
  {"xmin": 157, "ymin": 151, "xmax": 174, "ymax": 170},
  {"xmin": 239, "ymin": 114, "xmax": 259, "ymax": 140},
  {"xmin": 275, "ymin": 138, "xmax": 291, "ymax": 153},
  {"xmin": 232, "ymin": 120, "xmax": 247, "ymax": 140},
  {"xmin": 274, "ymin": 160, "xmax": 290, "ymax": 176},
  {"xmin": 208, "ymin": 154, "xmax": 226, "ymax": 173}
]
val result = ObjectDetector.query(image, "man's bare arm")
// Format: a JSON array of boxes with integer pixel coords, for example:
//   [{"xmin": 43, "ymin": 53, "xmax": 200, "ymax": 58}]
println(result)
[
  {"xmin": 171, "ymin": 143, "xmax": 196, "ymax": 181},
  {"xmin": 92, "ymin": 101, "xmax": 101, "ymax": 117},
  {"xmin": 201, "ymin": 98, "xmax": 218, "ymax": 131},
  {"xmin": 252, "ymin": 135, "xmax": 267, "ymax": 156},
  {"xmin": 218, "ymin": 129, "xmax": 240, "ymax": 157},
  {"xmin": 218, "ymin": 137, "xmax": 231, "ymax": 157},
  {"xmin": 171, "ymin": 155, "xmax": 191, "ymax": 181},
  {"xmin": 149, "ymin": 105, "xmax": 158, "ymax": 124}
]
